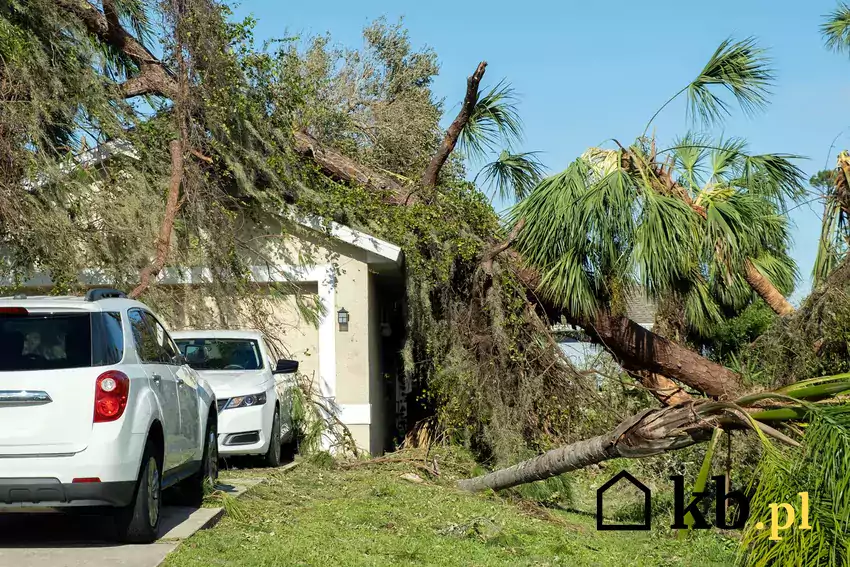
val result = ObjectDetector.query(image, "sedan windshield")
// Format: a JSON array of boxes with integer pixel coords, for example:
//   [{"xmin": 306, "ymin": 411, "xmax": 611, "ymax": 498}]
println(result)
[{"xmin": 175, "ymin": 338, "xmax": 263, "ymax": 370}]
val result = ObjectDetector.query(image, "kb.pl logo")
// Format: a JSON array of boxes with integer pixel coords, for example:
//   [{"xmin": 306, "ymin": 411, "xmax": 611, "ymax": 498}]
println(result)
[{"xmin": 596, "ymin": 470, "xmax": 812, "ymax": 541}]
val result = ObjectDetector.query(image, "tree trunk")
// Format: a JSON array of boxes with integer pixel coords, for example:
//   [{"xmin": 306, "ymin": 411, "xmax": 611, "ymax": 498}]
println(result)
[
  {"xmin": 292, "ymin": 131, "xmax": 411, "ymax": 203},
  {"xmin": 420, "ymin": 62, "xmax": 487, "ymax": 189},
  {"xmin": 458, "ymin": 404, "xmax": 715, "ymax": 492},
  {"xmin": 129, "ymin": 140, "xmax": 184, "ymax": 298},
  {"xmin": 744, "ymin": 259, "xmax": 794, "ymax": 316},
  {"xmin": 582, "ymin": 311, "xmax": 741, "ymax": 398},
  {"xmin": 458, "ymin": 432, "xmax": 621, "ymax": 492}
]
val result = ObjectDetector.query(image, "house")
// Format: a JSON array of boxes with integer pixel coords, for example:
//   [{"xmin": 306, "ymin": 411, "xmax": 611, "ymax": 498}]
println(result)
[{"xmin": 6, "ymin": 143, "xmax": 407, "ymax": 456}]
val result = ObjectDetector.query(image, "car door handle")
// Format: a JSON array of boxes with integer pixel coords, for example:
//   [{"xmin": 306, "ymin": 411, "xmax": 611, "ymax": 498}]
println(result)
[{"xmin": 151, "ymin": 374, "xmax": 162, "ymax": 383}]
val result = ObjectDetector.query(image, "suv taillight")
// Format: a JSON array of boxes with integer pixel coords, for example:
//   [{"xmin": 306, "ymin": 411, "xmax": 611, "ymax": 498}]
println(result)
[{"xmin": 94, "ymin": 370, "xmax": 129, "ymax": 423}]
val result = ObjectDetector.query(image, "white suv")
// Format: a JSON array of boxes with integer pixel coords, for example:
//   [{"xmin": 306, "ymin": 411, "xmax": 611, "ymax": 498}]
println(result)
[
  {"xmin": 171, "ymin": 330, "xmax": 297, "ymax": 467},
  {"xmin": 0, "ymin": 289, "xmax": 218, "ymax": 543}
]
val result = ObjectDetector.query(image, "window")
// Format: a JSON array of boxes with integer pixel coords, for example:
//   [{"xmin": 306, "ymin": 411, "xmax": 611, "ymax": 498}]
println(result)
[
  {"xmin": 147, "ymin": 315, "xmax": 180, "ymax": 365},
  {"xmin": 0, "ymin": 311, "xmax": 123, "ymax": 371},
  {"xmin": 92, "ymin": 312, "xmax": 124, "ymax": 366},
  {"xmin": 175, "ymin": 338, "xmax": 263, "ymax": 371},
  {"xmin": 128, "ymin": 309, "xmax": 166, "ymax": 364}
]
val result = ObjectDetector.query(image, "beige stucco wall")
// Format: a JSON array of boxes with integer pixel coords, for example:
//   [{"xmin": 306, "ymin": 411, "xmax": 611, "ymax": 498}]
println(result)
[
  {"xmin": 368, "ymin": 277, "xmax": 386, "ymax": 454},
  {"xmin": 238, "ymin": 217, "xmax": 379, "ymax": 454}
]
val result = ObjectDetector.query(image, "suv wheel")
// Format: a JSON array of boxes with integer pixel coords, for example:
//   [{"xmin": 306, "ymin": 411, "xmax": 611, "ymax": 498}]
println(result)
[
  {"xmin": 264, "ymin": 408, "xmax": 282, "ymax": 467},
  {"xmin": 177, "ymin": 411, "xmax": 218, "ymax": 507},
  {"xmin": 115, "ymin": 438, "xmax": 162, "ymax": 543}
]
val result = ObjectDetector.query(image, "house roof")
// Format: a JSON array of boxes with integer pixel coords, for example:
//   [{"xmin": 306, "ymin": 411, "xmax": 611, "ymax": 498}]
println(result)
[
  {"xmin": 625, "ymin": 293, "xmax": 656, "ymax": 327},
  {"xmin": 285, "ymin": 209, "xmax": 402, "ymax": 266}
]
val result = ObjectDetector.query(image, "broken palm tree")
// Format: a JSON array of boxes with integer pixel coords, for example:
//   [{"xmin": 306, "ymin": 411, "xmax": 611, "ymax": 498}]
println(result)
[{"xmin": 458, "ymin": 373, "xmax": 850, "ymax": 491}]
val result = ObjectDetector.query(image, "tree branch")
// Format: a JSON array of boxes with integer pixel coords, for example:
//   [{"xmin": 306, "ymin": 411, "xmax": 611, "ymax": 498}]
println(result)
[
  {"xmin": 129, "ymin": 140, "xmax": 184, "ymax": 299},
  {"xmin": 56, "ymin": 0, "xmax": 178, "ymax": 99},
  {"xmin": 292, "ymin": 131, "xmax": 412, "ymax": 204},
  {"xmin": 420, "ymin": 61, "xmax": 487, "ymax": 189}
]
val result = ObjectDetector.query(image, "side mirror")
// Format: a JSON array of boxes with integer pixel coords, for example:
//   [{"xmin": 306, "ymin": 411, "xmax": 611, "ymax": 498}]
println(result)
[{"xmin": 274, "ymin": 359, "xmax": 299, "ymax": 374}]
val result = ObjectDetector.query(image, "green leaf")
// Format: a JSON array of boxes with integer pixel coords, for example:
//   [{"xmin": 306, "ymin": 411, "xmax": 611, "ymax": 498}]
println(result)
[{"xmin": 687, "ymin": 37, "xmax": 774, "ymax": 125}]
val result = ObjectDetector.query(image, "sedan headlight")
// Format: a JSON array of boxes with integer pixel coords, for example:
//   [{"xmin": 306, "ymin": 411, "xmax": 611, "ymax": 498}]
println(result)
[{"xmin": 222, "ymin": 392, "xmax": 267, "ymax": 410}]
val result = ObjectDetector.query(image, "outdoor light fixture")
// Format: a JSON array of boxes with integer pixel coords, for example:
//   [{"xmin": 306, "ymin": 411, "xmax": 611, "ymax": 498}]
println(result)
[{"xmin": 337, "ymin": 307, "xmax": 349, "ymax": 332}]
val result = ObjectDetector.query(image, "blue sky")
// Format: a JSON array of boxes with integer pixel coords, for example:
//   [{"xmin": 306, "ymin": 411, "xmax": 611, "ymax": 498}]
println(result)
[{"xmin": 234, "ymin": 0, "xmax": 850, "ymax": 302}]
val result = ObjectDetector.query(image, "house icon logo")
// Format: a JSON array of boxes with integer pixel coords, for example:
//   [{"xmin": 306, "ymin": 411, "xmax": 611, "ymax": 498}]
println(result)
[{"xmin": 596, "ymin": 470, "xmax": 651, "ymax": 531}]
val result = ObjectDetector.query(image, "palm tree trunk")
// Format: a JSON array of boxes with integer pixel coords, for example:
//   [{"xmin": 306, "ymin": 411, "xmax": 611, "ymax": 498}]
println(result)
[
  {"xmin": 743, "ymin": 260, "xmax": 794, "ymax": 316},
  {"xmin": 458, "ymin": 405, "xmax": 715, "ymax": 492},
  {"xmin": 458, "ymin": 432, "xmax": 621, "ymax": 492}
]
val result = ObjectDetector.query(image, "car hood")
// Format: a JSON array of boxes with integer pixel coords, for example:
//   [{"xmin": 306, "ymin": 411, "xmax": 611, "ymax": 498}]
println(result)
[{"xmin": 193, "ymin": 370, "xmax": 271, "ymax": 397}]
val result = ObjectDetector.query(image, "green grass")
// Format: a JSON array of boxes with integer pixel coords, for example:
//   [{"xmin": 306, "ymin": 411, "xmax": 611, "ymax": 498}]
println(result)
[{"xmin": 164, "ymin": 452, "xmax": 736, "ymax": 567}]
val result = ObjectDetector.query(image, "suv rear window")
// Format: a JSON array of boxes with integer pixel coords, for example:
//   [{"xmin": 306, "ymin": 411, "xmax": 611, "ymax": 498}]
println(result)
[{"xmin": 0, "ymin": 311, "xmax": 124, "ymax": 371}]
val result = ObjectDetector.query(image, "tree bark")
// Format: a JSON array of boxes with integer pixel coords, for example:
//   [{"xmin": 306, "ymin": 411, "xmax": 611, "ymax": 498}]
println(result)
[
  {"xmin": 128, "ymin": 140, "xmax": 184, "ymax": 298},
  {"xmin": 420, "ymin": 62, "xmax": 487, "ymax": 189},
  {"xmin": 638, "ymin": 371, "xmax": 693, "ymax": 406},
  {"xmin": 292, "ymin": 131, "xmax": 411, "ymax": 203},
  {"xmin": 458, "ymin": 405, "xmax": 715, "ymax": 491},
  {"xmin": 743, "ymin": 259, "xmax": 795, "ymax": 316}
]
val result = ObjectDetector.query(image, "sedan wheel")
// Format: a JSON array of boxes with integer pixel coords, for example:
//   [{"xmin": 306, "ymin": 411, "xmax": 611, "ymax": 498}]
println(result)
[{"xmin": 264, "ymin": 409, "xmax": 282, "ymax": 467}]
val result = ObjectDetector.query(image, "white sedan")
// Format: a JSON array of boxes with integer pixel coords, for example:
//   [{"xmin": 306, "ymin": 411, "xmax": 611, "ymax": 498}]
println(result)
[{"xmin": 171, "ymin": 330, "xmax": 297, "ymax": 466}]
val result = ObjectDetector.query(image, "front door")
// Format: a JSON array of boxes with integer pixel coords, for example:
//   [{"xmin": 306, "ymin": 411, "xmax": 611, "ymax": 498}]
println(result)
[{"xmin": 128, "ymin": 309, "xmax": 183, "ymax": 471}]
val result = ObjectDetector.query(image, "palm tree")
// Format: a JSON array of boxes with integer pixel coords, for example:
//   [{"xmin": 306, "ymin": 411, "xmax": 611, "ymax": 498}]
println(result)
[
  {"xmin": 458, "ymin": 373, "xmax": 850, "ymax": 491},
  {"xmin": 511, "ymin": 38, "xmax": 803, "ymax": 334},
  {"xmin": 814, "ymin": 6, "xmax": 850, "ymax": 287}
]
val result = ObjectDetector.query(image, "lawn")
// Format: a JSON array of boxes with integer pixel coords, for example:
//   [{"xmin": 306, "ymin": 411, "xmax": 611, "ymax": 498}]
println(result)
[{"xmin": 164, "ymin": 452, "xmax": 736, "ymax": 567}]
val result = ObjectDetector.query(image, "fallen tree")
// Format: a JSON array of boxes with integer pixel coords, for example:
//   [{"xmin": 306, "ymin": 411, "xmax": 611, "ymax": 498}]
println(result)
[{"xmin": 458, "ymin": 374, "xmax": 850, "ymax": 492}]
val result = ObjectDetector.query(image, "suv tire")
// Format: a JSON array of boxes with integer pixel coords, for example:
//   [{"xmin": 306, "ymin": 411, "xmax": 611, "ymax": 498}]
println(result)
[
  {"xmin": 264, "ymin": 408, "xmax": 282, "ymax": 467},
  {"xmin": 177, "ymin": 410, "xmax": 218, "ymax": 507},
  {"xmin": 115, "ymin": 438, "xmax": 162, "ymax": 543}
]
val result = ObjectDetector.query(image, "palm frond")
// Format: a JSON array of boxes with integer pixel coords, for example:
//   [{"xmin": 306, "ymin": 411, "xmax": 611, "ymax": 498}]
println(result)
[
  {"xmin": 707, "ymin": 137, "xmax": 748, "ymax": 184},
  {"xmin": 738, "ymin": 153, "xmax": 807, "ymax": 205},
  {"xmin": 476, "ymin": 150, "xmax": 545, "ymax": 202},
  {"xmin": 682, "ymin": 274, "xmax": 724, "ymax": 336},
  {"xmin": 459, "ymin": 80, "xmax": 523, "ymax": 162},
  {"xmin": 113, "ymin": 0, "xmax": 154, "ymax": 48},
  {"xmin": 511, "ymin": 158, "xmax": 635, "ymax": 317},
  {"xmin": 633, "ymin": 192, "xmax": 702, "ymax": 296},
  {"xmin": 823, "ymin": 3, "xmax": 850, "ymax": 54},
  {"xmin": 687, "ymin": 37, "xmax": 774, "ymax": 124},
  {"xmin": 669, "ymin": 132, "xmax": 712, "ymax": 188}
]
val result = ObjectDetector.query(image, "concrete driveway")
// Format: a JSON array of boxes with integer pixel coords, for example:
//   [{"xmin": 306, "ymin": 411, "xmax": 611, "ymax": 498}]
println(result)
[{"xmin": 0, "ymin": 480, "xmax": 258, "ymax": 567}]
